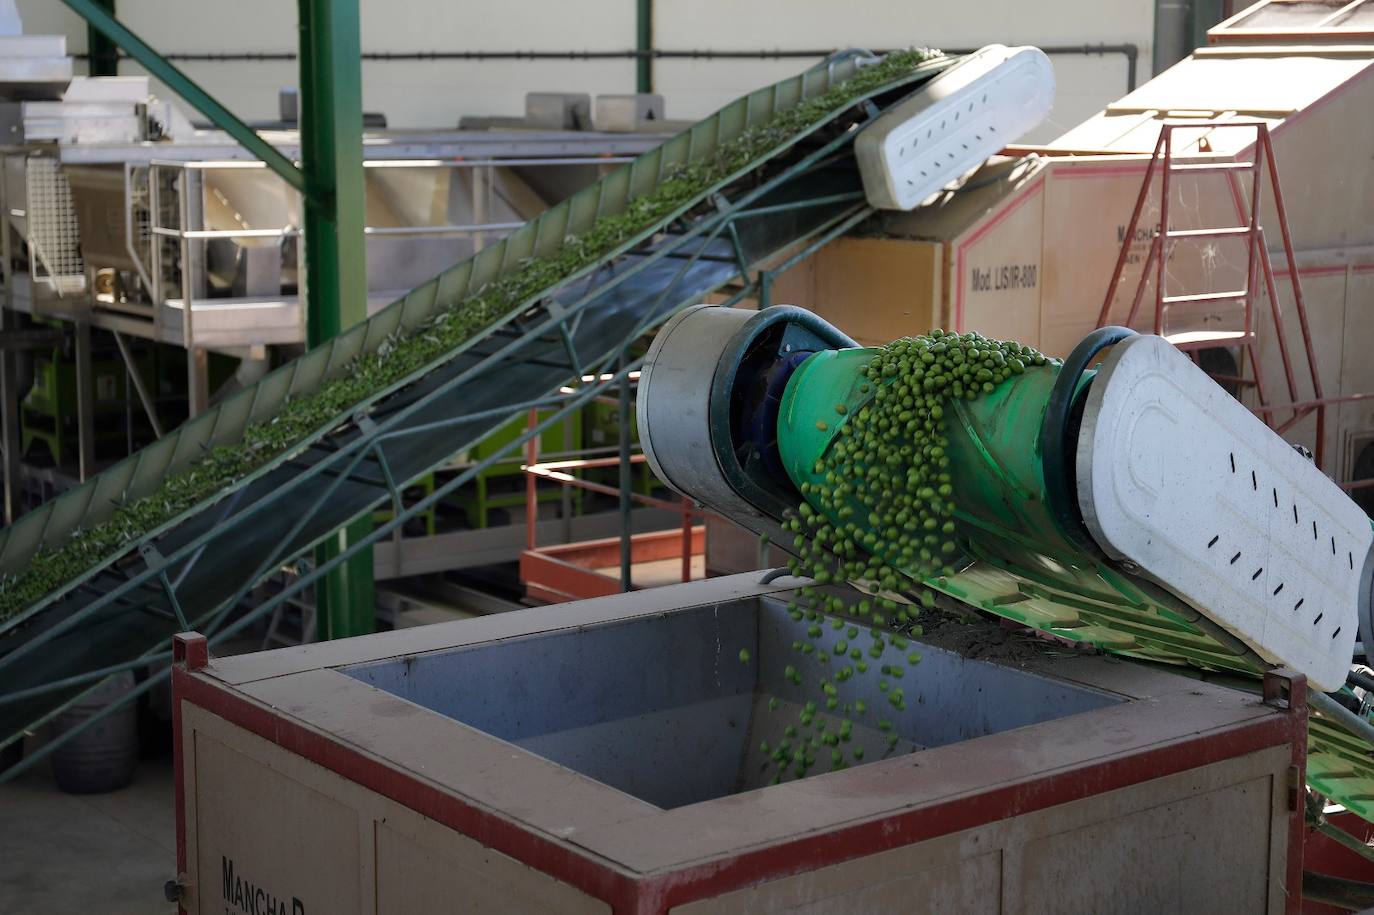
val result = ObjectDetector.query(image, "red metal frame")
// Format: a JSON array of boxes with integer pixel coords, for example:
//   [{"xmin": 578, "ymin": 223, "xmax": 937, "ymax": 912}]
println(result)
[
  {"xmin": 519, "ymin": 388, "xmax": 702, "ymax": 596},
  {"xmin": 519, "ymin": 526, "xmax": 707, "ymax": 603},
  {"xmin": 521, "ymin": 452, "xmax": 700, "ymax": 590},
  {"xmin": 1098, "ymin": 120, "xmax": 1340, "ymax": 467}
]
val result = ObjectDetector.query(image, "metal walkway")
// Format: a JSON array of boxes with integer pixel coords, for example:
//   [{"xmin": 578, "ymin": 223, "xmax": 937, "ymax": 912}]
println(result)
[{"xmin": 0, "ymin": 50, "xmax": 957, "ymax": 757}]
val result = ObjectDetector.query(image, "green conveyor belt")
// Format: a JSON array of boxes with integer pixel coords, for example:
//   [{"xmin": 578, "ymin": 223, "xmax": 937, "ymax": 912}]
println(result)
[
  {"xmin": 0, "ymin": 48, "xmax": 956, "ymax": 753},
  {"xmin": 1308, "ymin": 705, "xmax": 1374, "ymax": 823}
]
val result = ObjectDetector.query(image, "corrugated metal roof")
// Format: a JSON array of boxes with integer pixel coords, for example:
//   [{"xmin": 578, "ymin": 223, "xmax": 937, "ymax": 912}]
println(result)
[
  {"xmin": 1110, "ymin": 53, "xmax": 1371, "ymax": 114},
  {"xmin": 1214, "ymin": 0, "xmax": 1374, "ymax": 38},
  {"xmin": 1042, "ymin": 50, "xmax": 1371, "ymax": 154}
]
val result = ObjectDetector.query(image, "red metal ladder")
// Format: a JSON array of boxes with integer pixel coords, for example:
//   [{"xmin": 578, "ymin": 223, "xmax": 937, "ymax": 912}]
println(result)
[{"xmin": 1098, "ymin": 119, "xmax": 1327, "ymax": 456}]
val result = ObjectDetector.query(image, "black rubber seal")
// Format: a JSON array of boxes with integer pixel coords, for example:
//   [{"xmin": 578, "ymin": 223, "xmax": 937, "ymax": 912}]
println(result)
[
  {"xmin": 1039, "ymin": 325, "xmax": 1137, "ymax": 554},
  {"xmin": 709, "ymin": 305, "xmax": 857, "ymax": 522}
]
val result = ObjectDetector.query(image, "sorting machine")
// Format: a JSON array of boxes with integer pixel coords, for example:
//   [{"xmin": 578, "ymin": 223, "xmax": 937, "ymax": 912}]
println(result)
[
  {"xmin": 640, "ymin": 305, "xmax": 1374, "ymax": 694},
  {"xmin": 640, "ymin": 304, "xmax": 1374, "ymax": 895},
  {"xmin": 1, "ymin": 44, "xmax": 1057, "ymax": 767}
]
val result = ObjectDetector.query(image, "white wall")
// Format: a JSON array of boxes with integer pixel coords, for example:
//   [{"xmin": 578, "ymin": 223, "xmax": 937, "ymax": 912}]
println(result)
[{"xmin": 18, "ymin": 0, "xmax": 1153, "ymax": 142}]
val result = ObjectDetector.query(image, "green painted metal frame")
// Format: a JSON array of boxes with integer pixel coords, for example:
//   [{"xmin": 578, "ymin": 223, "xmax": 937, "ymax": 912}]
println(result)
[
  {"xmin": 299, "ymin": 0, "xmax": 368, "ymax": 341},
  {"xmin": 1309, "ymin": 697, "xmax": 1374, "ymax": 823},
  {"xmin": 0, "ymin": 364, "xmax": 638, "ymax": 783},
  {"xmin": 0, "ymin": 52, "xmax": 953, "ymax": 756}
]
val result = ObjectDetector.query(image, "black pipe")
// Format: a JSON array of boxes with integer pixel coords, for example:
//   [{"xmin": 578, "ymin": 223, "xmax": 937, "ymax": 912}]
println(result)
[
  {"xmin": 1039, "ymin": 325, "xmax": 1138, "ymax": 555},
  {"xmin": 1303, "ymin": 872, "xmax": 1374, "ymax": 911},
  {"xmin": 635, "ymin": 0, "xmax": 653, "ymax": 94},
  {"xmin": 1348, "ymin": 668, "xmax": 1374, "ymax": 694},
  {"xmin": 79, "ymin": 43, "xmax": 1139, "ymax": 91}
]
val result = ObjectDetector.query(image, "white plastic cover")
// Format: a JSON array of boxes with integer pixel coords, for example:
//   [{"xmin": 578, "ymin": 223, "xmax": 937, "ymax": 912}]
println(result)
[
  {"xmin": 855, "ymin": 44, "xmax": 1054, "ymax": 211},
  {"xmin": 1077, "ymin": 334, "xmax": 1372, "ymax": 691}
]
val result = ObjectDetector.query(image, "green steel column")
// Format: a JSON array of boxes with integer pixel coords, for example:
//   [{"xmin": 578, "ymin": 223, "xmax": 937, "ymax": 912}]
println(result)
[
  {"xmin": 299, "ymin": 0, "xmax": 375, "ymax": 639},
  {"xmin": 86, "ymin": 0, "xmax": 118, "ymax": 77},
  {"xmin": 299, "ymin": 0, "xmax": 367, "ymax": 340},
  {"xmin": 636, "ymin": 0, "xmax": 653, "ymax": 94}
]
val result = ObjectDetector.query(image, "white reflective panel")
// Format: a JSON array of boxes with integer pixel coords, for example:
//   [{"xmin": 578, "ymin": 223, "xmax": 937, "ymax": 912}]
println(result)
[
  {"xmin": 1077, "ymin": 334, "xmax": 1372, "ymax": 691},
  {"xmin": 856, "ymin": 44, "xmax": 1054, "ymax": 211}
]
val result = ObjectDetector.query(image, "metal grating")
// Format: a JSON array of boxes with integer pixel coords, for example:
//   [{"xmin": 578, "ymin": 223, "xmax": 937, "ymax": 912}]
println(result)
[{"xmin": 25, "ymin": 157, "xmax": 85, "ymax": 296}]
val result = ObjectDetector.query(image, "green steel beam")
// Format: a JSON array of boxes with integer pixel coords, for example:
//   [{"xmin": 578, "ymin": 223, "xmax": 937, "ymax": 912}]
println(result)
[
  {"xmin": 85, "ymin": 0, "xmax": 118, "ymax": 77},
  {"xmin": 299, "ymin": 0, "xmax": 368, "ymax": 341},
  {"xmin": 636, "ymin": 0, "xmax": 653, "ymax": 93},
  {"xmin": 58, "ymin": 0, "xmax": 305, "ymax": 193},
  {"xmin": 299, "ymin": 0, "xmax": 374, "ymax": 638}
]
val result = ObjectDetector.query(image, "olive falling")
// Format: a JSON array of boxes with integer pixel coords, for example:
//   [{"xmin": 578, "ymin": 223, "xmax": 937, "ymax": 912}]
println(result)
[{"xmin": 748, "ymin": 329, "xmax": 1049, "ymax": 782}]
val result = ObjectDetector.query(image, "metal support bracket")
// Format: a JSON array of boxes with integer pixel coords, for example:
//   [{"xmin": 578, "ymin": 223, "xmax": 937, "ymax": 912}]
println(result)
[
  {"xmin": 1263, "ymin": 667, "xmax": 1306, "ymax": 711},
  {"xmin": 547, "ymin": 303, "xmax": 584, "ymax": 376},
  {"xmin": 112, "ymin": 329, "xmax": 164, "ymax": 438},
  {"xmin": 141, "ymin": 543, "xmax": 190, "ymax": 629}
]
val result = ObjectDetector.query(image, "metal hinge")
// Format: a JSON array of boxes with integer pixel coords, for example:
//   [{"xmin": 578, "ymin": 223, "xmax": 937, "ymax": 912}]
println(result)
[{"xmin": 1288, "ymin": 765, "xmax": 1303, "ymax": 813}]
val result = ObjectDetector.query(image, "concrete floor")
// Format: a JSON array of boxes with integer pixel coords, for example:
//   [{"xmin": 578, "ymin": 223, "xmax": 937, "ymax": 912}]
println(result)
[{"xmin": 0, "ymin": 758, "xmax": 177, "ymax": 914}]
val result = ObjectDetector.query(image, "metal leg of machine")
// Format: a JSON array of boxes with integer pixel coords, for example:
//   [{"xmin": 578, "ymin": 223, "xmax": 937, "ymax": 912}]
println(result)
[
  {"xmin": 0, "ymin": 318, "xmax": 19, "ymax": 524},
  {"xmin": 618, "ymin": 351, "xmax": 632, "ymax": 590},
  {"xmin": 0, "ymin": 177, "xmax": 19, "ymax": 523},
  {"xmin": 73, "ymin": 320, "xmax": 94, "ymax": 481},
  {"xmin": 111, "ymin": 329, "xmax": 162, "ymax": 438}
]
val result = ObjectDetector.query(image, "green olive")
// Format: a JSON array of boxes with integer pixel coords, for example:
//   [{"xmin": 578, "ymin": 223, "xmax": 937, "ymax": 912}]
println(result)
[{"xmin": 777, "ymin": 329, "xmax": 1047, "ymax": 783}]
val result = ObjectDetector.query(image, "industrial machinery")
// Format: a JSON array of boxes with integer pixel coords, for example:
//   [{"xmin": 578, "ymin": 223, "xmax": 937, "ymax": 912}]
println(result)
[
  {"xmin": 0, "ymin": 8, "xmax": 674, "ymax": 507},
  {"xmin": 640, "ymin": 305, "xmax": 1373, "ymax": 689},
  {"xmin": 0, "ymin": 44, "xmax": 1064, "ymax": 775},
  {"xmin": 68, "ymin": 12, "xmax": 1374, "ymax": 909},
  {"xmin": 165, "ymin": 304, "xmax": 1374, "ymax": 913},
  {"xmin": 639, "ymin": 302, "xmax": 1374, "ymax": 823}
]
